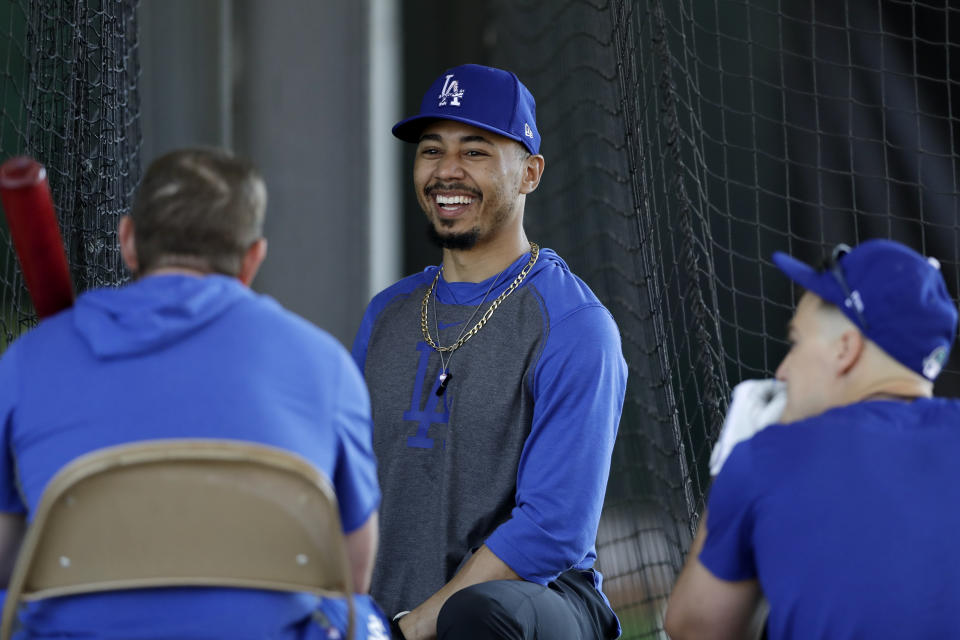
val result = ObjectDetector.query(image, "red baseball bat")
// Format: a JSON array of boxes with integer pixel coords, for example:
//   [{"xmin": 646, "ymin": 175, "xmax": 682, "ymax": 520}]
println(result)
[{"xmin": 0, "ymin": 157, "xmax": 75, "ymax": 318}]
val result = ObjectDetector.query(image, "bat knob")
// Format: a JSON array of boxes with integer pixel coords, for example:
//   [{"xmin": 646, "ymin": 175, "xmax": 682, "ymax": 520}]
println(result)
[{"xmin": 0, "ymin": 156, "xmax": 47, "ymax": 190}]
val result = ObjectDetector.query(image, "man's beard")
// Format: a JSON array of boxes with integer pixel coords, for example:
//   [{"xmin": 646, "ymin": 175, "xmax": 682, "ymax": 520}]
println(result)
[
  {"xmin": 427, "ymin": 223, "xmax": 479, "ymax": 250},
  {"xmin": 423, "ymin": 181, "xmax": 484, "ymax": 250}
]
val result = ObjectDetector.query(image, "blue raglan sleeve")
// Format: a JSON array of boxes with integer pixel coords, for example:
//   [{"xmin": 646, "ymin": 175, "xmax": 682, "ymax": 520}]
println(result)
[
  {"xmin": 699, "ymin": 442, "xmax": 759, "ymax": 581},
  {"xmin": 351, "ymin": 301, "xmax": 378, "ymax": 374},
  {"xmin": 484, "ymin": 305, "xmax": 627, "ymax": 584},
  {"xmin": 0, "ymin": 342, "xmax": 26, "ymax": 515},
  {"xmin": 331, "ymin": 345, "xmax": 381, "ymax": 533}
]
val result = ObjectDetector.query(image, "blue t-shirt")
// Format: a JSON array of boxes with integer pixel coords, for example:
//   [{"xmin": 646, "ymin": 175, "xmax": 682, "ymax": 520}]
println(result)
[
  {"xmin": 0, "ymin": 275, "xmax": 381, "ymax": 639},
  {"xmin": 701, "ymin": 398, "xmax": 960, "ymax": 639}
]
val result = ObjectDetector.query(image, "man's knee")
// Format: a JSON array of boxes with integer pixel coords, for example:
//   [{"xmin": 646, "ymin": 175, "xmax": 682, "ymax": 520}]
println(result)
[{"xmin": 437, "ymin": 582, "xmax": 522, "ymax": 639}]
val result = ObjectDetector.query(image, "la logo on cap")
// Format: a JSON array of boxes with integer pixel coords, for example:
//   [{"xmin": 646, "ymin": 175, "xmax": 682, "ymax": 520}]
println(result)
[{"xmin": 438, "ymin": 74, "xmax": 464, "ymax": 107}]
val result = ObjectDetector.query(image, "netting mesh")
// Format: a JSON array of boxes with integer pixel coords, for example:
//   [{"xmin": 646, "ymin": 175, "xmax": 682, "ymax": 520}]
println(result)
[
  {"xmin": 0, "ymin": 0, "xmax": 140, "ymax": 345},
  {"xmin": 489, "ymin": 0, "xmax": 960, "ymax": 637},
  {"xmin": 5, "ymin": 1, "xmax": 959, "ymax": 635}
]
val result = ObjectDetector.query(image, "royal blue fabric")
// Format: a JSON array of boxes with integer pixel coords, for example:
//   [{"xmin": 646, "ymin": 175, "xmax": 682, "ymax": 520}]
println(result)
[
  {"xmin": 392, "ymin": 63, "xmax": 541, "ymax": 154},
  {"xmin": 0, "ymin": 274, "xmax": 382, "ymax": 639},
  {"xmin": 701, "ymin": 399, "xmax": 960, "ymax": 639},
  {"xmin": 773, "ymin": 239, "xmax": 957, "ymax": 380}
]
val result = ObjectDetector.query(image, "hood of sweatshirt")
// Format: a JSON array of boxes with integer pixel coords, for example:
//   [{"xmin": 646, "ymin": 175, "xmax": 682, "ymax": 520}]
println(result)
[{"xmin": 73, "ymin": 274, "xmax": 250, "ymax": 360}]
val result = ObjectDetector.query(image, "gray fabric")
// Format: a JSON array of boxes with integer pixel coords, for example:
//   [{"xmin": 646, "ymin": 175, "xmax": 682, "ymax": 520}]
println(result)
[
  {"xmin": 364, "ymin": 282, "xmax": 547, "ymax": 615},
  {"xmin": 436, "ymin": 570, "xmax": 618, "ymax": 639}
]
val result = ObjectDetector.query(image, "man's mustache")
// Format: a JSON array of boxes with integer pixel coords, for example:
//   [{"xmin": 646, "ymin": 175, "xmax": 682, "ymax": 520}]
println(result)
[{"xmin": 424, "ymin": 183, "xmax": 482, "ymax": 198}]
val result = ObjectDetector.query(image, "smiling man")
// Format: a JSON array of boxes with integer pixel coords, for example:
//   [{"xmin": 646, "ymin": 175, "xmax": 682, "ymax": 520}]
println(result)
[{"xmin": 352, "ymin": 64, "xmax": 627, "ymax": 640}]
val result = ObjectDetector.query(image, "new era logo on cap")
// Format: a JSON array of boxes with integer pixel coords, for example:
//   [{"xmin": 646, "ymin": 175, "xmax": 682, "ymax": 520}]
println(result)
[
  {"xmin": 923, "ymin": 345, "xmax": 949, "ymax": 379},
  {"xmin": 392, "ymin": 64, "xmax": 541, "ymax": 155}
]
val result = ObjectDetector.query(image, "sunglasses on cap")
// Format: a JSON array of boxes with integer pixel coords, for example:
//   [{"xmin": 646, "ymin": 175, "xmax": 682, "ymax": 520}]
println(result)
[{"xmin": 817, "ymin": 243, "xmax": 868, "ymax": 330}]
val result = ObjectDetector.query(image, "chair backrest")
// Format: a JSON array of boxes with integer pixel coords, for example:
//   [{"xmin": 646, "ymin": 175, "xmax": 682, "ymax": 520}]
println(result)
[{"xmin": 0, "ymin": 439, "xmax": 354, "ymax": 640}]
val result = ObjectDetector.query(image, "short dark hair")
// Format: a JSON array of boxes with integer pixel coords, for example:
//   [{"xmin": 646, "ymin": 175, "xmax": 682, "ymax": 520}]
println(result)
[{"xmin": 130, "ymin": 148, "xmax": 266, "ymax": 277}]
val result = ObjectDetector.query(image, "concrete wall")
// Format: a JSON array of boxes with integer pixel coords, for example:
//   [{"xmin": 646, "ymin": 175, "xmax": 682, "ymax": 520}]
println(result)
[{"xmin": 138, "ymin": 0, "xmax": 401, "ymax": 346}]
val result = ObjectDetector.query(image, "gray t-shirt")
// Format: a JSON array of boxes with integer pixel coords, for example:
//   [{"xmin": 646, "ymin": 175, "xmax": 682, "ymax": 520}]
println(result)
[{"xmin": 353, "ymin": 249, "xmax": 626, "ymax": 617}]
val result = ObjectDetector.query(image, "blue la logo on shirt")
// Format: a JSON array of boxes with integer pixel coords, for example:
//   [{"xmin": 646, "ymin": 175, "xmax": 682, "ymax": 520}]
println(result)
[{"xmin": 402, "ymin": 341, "xmax": 450, "ymax": 449}]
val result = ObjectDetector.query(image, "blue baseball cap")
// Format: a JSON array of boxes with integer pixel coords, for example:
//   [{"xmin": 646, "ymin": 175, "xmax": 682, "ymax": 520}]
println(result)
[
  {"xmin": 773, "ymin": 239, "xmax": 958, "ymax": 380},
  {"xmin": 392, "ymin": 63, "xmax": 541, "ymax": 155}
]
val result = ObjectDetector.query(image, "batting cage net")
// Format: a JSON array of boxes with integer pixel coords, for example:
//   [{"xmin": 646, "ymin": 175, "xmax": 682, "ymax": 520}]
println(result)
[
  {"xmin": 0, "ymin": 0, "xmax": 140, "ymax": 345},
  {"xmin": 488, "ymin": 0, "xmax": 960, "ymax": 637}
]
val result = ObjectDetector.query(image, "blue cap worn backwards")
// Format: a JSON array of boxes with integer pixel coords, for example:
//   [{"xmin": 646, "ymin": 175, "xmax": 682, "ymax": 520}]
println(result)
[
  {"xmin": 773, "ymin": 239, "xmax": 958, "ymax": 380},
  {"xmin": 392, "ymin": 64, "xmax": 541, "ymax": 155}
]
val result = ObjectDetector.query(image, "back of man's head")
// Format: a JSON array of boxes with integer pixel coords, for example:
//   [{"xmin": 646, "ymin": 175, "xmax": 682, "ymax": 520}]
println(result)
[
  {"xmin": 775, "ymin": 239, "xmax": 958, "ymax": 382},
  {"xmin": 810, "ymin": 295, "xmax": 924, "ymax": 383},
  {"xmin": 130, "ymin": 148, "xmax": 266, "ymax": 277}
]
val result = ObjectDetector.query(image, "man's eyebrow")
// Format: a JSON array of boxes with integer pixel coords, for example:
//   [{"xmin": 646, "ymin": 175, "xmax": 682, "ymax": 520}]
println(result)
[
  {"xmin": 417, "ymin": 133, "xmax": 495, "ymax": 146},
  {"xmin": 461, "ymin": 135, "xmax": 494, "ymax": 146}
]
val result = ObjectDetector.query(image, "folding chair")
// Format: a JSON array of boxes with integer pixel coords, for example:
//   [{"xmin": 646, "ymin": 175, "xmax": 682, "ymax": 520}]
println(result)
[{"xmin": 0, "ymin": 439, "xmax": 355, "ymax": 640}]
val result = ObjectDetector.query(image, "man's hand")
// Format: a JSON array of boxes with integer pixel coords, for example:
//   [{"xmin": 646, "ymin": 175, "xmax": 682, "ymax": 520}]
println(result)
[
  {"xmin": 709, "ymin": 379, "xmax": 786, "ymax": 476},
  {"xmin": 395, "ymin": 545, "xmax": 520, "ymax": 640}
]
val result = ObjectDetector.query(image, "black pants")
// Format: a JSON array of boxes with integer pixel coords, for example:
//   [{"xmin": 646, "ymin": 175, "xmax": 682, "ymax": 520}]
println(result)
[{"xmin": 436, "ymin": 569, "xmax": 619, "ymax": 640}]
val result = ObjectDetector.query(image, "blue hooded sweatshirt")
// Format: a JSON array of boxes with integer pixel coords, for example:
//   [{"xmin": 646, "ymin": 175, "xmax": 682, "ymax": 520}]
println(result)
[{"xmin": 0, "ymin": 274, "xmax": 380, "ymax": 639}]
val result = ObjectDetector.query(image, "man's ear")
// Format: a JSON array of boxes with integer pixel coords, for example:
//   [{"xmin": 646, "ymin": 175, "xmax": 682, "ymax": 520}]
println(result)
[
  {"xmin": 835, "ymin": 328, "xmax": 865, "ymax": 375},
  {"xmin": 519, "ymin": 154, "xmax": 545, "ymax": 195},
  {"xmin": 238, "ymin": 238, "xmax": 268, "ymax": 287},
  {"xmin": 118, "ymin": 215, "xmax": 139, "ymax": 275}
]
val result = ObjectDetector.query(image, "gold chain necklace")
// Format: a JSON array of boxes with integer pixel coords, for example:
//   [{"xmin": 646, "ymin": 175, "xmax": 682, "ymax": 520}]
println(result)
[{"xmin": 421, "ymin": 242, "xmax": 540, "ymax": 394}]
